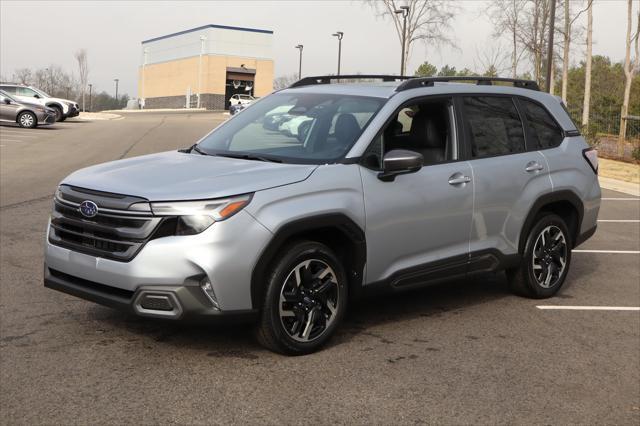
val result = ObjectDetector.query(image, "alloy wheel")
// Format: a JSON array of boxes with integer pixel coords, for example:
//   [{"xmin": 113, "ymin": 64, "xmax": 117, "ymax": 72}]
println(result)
[
  {"xmin": 531, "ymin": 225, "xmax": 568, "ymax": 288},
  {"xmin": 279, "ymin": 259, "xmax": 339, "ymax": 342}
]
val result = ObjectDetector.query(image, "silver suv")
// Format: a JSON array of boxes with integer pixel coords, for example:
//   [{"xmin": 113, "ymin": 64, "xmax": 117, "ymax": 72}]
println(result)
[{"xmin": 44, "ymin": 76, "xmax": 601, "ymax": 354}]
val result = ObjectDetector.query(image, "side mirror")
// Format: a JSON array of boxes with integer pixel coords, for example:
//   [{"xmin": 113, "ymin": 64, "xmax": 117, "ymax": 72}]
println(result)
[
  {"xmin": 33, "ymin": 94, "xmax": 40, "ymax": 99},
  {"xmin": 378, "ymin": 149, "xmax": 423, "ymax": 182},
  {"xmin": 3, "ymin": 98, "xmax": 10, "ymax": 104}
]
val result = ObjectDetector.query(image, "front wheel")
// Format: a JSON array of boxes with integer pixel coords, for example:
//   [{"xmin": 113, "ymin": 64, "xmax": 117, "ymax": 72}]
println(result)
[
  {"xmin": 507, "ymin": 213, "xmax": 572, "ymax": 298},
  {"xmin": 17, "ymin": 111, "xmax": 37, "ymax": 128},
  {"xmin": 255, "ymin": 241, "xmax": 347, "ymax": 355},
  {"xmin": 50, "ymin": 106, "xmax": 63, "ymax": 122}
]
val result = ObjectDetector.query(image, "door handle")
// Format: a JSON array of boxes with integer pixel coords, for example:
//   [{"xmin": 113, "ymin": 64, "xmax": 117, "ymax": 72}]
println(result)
[
  {"xmin": 448, "ymin": 173, "xmax": 471, "ymax": 185},
  {"xmin": 525, "ymin": 161, "xmax": 544, "ymax": 172}
]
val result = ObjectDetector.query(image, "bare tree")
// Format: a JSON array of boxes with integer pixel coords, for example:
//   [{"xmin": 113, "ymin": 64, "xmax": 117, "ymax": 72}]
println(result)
[
  {"xmin": 273, "ymin": 74, "xmax": 299, "ymax": 90},
  {"xmin": 365, "ymin": 0, "xmax": 457, "ymax": 75},
  {"xmin": 560, "ymin": 0, "xmax": 590, "ymax": 103},
  {"xmin": 473, "ymin": 43, "xmax": 510, "ymax": 76},
  {"xmin": 486, "ymin": 0, "xmax": 527, "ymax": 78},
  {"xmin": 581, "ymin": 1, "xmax": 593, "ymax": 128},
  {"xmin": 618, "ymin": 0, "xmax": 640, "ymax": 154},
  {"xmin": 12, "ymin": 68, "xmax": 32, "ymax": 85},
  {"xmin": 74, "ymin": 49, "xmax": 89, "ymax": 112}
]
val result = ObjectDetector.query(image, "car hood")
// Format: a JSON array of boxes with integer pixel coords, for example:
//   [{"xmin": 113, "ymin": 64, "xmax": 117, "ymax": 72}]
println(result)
[{"xmin": 62, "ymin": 150, "xmax": 318, "ymax": 201}]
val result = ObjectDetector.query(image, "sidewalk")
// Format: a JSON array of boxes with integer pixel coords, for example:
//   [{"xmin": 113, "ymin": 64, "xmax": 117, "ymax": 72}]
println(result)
[{"xmin": 598, "ymin": 176, "xmax": 640, "ymax": 196}]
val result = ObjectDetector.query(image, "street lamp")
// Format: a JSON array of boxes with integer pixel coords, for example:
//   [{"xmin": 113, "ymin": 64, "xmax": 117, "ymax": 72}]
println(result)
[
  {"xmin": 394, "ymin": 5, "xmax": 410, "ymax": 75},
  {"xmin": 88, "ymin": 83, "xmax": 92, "ymax": 112},
  {"xmin": 114, "ymin": 79, "xmax": 119, "ymax": 104},
  {"xmin": 332, "ymin": 31, "xmax": 344, "ymax": 75},
  {"xmin": 295, "ymin": 44, "xmax": 303, "ymax": 79},
  {"xmin": 197, "ymin": 35, "xmax": 207, "ymax": 108}
]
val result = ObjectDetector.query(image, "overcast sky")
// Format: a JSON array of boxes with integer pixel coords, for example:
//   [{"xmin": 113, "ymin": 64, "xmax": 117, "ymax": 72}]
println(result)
[{"xmin": 0, "ymin": 0, "xmax": 631, "ymax": 97}]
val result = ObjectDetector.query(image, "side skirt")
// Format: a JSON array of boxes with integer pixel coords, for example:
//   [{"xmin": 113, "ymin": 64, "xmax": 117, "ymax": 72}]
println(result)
[{"xmin": 360, "ymin": 249, "xmax": 521, "ymax": 297}]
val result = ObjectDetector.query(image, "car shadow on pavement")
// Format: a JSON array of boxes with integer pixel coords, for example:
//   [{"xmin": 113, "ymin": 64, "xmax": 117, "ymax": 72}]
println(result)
[{"xmin": 92, "ymin": 273, "xmax": 513, "ymax": 357}]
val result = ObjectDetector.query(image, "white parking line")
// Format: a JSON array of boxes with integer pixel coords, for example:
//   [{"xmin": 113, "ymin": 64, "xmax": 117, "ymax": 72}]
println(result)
[
  {"xmin": 537, "ymin": 306, "xmax": 640, "ymax": 311},
  {"xmin": 573, "ymin": 249, "xmax": 640, "ymax": 254},
  {"xmin": 597, "ymin": 219, "xmax": 640, "ymax": 223},
  {"xmin": 602, "ymin": 197, "xmax": 640, "ymax": 201}
]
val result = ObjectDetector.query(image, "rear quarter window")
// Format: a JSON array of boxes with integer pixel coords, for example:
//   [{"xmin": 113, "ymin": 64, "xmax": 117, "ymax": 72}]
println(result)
[{"xmin": 519, "ymin": 99, "xmax": 564, "ymax": 149}]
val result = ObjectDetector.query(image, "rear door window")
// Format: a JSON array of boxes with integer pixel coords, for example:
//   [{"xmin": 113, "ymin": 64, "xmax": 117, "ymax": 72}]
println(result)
[
  {"xmin": 519, "ymin": 99, "xmax": 564, "ymax": 149},
  {"xmin": 461, "ymin": 96, "xmax": 525, "ymax": 158}
]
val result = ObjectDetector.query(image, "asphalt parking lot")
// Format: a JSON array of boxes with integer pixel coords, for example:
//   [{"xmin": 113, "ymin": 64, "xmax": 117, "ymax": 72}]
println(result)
[{"xmin": 1, "ymin": 111, "xmax": 638, "ymax": 425}]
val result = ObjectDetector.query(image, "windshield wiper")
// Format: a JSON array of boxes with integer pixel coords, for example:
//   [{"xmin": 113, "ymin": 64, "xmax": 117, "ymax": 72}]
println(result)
[
  {"xmin": 214, "ymin": 152, "xmax": 282, "ymax": 163},
  {"xmin": 179, "ymin": 144, "xmax": 209, "ymax": 155}
]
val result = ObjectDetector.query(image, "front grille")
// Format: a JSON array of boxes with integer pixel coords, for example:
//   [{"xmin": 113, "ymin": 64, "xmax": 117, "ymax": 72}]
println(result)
[
  {"xmin": 49, "ymin": 187, "xmax": 164, "ymax": 262},
  {"xmin": 48, "ymin": 268, "xmax": 134, "ymax": 300}
]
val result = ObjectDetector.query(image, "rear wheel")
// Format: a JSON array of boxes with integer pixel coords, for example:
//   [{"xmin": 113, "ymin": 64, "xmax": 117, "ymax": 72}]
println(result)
[
  {"xmin": 507, "ymin": 213, "xmax": 571, "ymax": 298},
  {"xmin": 17, "ymin": 111, "xmax": 37, "ymax": 128},
  {"xmin": 255, "ymin": 241, "xmax": 347, "ymax": 355}
]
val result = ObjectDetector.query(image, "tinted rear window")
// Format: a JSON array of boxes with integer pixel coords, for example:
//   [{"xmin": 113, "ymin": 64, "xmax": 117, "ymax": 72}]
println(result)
[
  {"xmin": 462, "ymin": 96, "xmax": 525, "ymax": 158},
  {"xmin": 519, "ymin": 99, "xmax": 564, "ymax": 149}
]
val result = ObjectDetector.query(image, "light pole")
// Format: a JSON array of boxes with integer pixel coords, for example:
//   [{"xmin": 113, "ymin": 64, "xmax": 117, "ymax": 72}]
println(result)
[
  {"xmin": 88, "ymin": 83, "xmax": 92, "ymax": 112},
  {"xmin": 332, "ymin": 31, "xmax": 343, "ymax": 75},
  {"xmin": 197, "ymin": 35, "xmax": 207, "ymax": 108},
  {"xmin": 141, "ymin": 47, "xmax": 148, "ymax": 109},
  {"xmin": 295, "ymin": 44, "xmax": 303, "ymax": 79},
  {"xmin": 394, "ymin": 5, "xmax": 410, "ymax": 75},
  {"xmin": 114, "ymin": 79, "xmax": 119, "ymax": 105}
]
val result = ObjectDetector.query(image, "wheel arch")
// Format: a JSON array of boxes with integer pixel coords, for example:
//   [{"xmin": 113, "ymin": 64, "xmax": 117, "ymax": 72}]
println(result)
[
  {"xmin": 250, "ymin": 213, "xmax": 366, "ymax": 310},
  {"xmin": 518, "ymin": 190, "xmax": 584, "ymax": 253}
]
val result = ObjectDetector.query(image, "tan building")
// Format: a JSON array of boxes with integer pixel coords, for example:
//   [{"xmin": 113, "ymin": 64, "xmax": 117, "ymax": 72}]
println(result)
[{"xmin": 138, "ymin": 24, "xmax": 274, "ymax": 110}]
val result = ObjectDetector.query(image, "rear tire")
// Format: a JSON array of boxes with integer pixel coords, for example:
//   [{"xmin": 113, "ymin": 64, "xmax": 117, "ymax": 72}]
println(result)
[
  {"xmin": 255, "ymin": 241, "xmax": 347, "ymax": 355},
  {"xmin": 507, "ymin": 213, "xmax": 572, "ymax": 298},
  {"xmin": 17, "ymin": 111, "xmax": 37, "ymax": 128}
]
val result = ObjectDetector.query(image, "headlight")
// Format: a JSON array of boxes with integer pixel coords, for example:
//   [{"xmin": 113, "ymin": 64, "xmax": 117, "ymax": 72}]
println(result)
[{"xmin": 147, "ymin": 194, "xmax": 252, "ymax": 235}]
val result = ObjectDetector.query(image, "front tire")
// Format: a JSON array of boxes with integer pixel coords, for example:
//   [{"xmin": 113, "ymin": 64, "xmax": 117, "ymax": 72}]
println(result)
[
  {"xmin": 17, "ymin": 111, "xmax": 37, "ymax": 128},
  {"xmin": 255, "ymin": 241, "xmax": 347, "ymax": 355},
  {"xmin": 50, "ymin": 105, "xmax": 63, "ymax": 122},
  {"xmin": 507, "ymin": 213, "xmax": 572, "ymax": 298}
]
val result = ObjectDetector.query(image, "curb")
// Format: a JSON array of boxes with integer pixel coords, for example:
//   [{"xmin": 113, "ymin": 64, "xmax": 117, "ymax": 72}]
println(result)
[{"xmin": 598, "ymin": 176, "xmax": 640, "ymax": 196}]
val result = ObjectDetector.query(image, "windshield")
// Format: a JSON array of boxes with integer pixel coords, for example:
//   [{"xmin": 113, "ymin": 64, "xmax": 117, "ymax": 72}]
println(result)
[{"xmin": 197, "ymin": 93, "xmax": 384, "ymax": 164}]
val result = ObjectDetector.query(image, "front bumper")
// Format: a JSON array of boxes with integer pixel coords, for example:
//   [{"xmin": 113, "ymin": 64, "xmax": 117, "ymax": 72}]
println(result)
[
  {"xmin": 44, "ymin": 266, "xmax": 258, "ymax": 323},
  {"xmin": 65, "ymin": 105, "xmax": 80, "ymax": 118},
  {"xmin": 44, "ymin": 209, "xmax": 274, "ymax": 313}
]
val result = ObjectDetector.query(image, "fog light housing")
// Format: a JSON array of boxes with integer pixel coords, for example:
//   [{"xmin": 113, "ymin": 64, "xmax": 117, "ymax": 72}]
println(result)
[{"xmin": 200, "ymin": 277, "xmax": 219, "ymax": 309}]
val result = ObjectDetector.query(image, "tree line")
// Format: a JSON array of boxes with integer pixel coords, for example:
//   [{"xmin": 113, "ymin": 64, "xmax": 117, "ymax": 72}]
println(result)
[{"xmin": 3, "ymin": 49, "xmax": 128, "ymax": 112}]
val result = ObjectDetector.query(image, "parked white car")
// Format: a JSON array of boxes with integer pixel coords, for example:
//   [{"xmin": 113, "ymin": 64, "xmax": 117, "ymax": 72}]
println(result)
[
  {"xmin": 229, "ymin": 94, "xmax": 255, "ymax": 107},
  {"xmin": 0, "ymin": 83, "xmax": 79, "ymax": 122}
]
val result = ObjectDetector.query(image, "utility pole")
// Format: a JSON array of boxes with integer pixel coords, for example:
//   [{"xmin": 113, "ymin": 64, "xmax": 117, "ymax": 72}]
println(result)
[
  {"xmin": 88, "ymin": 84, "xmax": 92, "ymax": 112},
  {"xmin": 197, "ymin": 35, "xmax": 207, "ymax": 108},
  {"xmin": 394, "ymin": 6, "xmax": 410, "ymax": 75},
  {"xmin": 545, "ymin": 0, "xmax": 556, "ymax": 93},
  {"xmin": 332, "ymin": 31, "xmax": 344, "ymax": 75},
  {"xmin": 295, "ymin": 45, "xmax": 304, "ymax": 79},
  {"xmin": 114, "ymin": 79, "xmax": 119, "ymax": 105}
]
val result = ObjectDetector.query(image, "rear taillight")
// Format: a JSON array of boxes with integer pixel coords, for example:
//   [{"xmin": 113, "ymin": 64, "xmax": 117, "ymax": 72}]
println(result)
[{"xmin": 583, "ymin": 148, "xmax": 598, "ymax": 174}]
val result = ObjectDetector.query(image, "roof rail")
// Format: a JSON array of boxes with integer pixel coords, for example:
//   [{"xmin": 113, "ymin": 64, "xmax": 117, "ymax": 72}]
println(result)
[
  {"xmin": 289, "ymin": 75, "xmax": 414, "ymax": 88},
  {"xmin": 395, "ymin": 76, "xmax": 540, "ymax": 92}
]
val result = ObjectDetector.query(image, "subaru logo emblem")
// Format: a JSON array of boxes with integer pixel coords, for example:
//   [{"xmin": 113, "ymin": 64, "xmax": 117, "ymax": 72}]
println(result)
[{"xmin": 79, "ymin": 200, "xmax": 98, "ymax": 218}]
